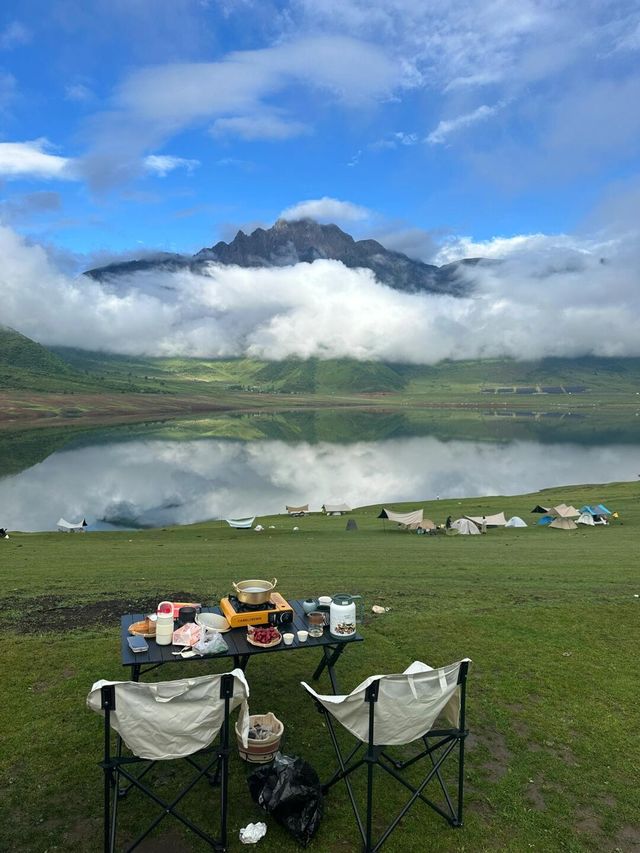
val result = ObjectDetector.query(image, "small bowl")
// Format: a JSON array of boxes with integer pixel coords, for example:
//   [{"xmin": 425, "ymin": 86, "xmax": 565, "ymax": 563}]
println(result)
[
  {"xmin": 282, "ymin": 633, "xmax": 295, "ymax": 645},
  {"xmin": 195, "ymin": 612, "xmax": 231, "ymax": 633},
  {"xmin": 302, "ymin": 598, "xmax": 318, "ymax": 614},
  {"xmin": 297, "ymin": 630, "xmax": 308, "ymax": 642}
]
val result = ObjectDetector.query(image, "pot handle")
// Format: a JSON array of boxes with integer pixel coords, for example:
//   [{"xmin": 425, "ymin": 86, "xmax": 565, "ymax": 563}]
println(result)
[
  {"xmin": 232, "ymin": 581, "xmax": 239, "ymax": 592},
  {"xmin": 271, "ymin": 578, "xmax": 278, "ymax": 589}
]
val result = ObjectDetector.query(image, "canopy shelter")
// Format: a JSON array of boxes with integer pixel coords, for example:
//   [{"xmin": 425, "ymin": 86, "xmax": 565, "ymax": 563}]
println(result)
[
  {"xmin": 577, "ymin": 512, "xmax": 595, "ymax": 526},
  {"xmin": 551, "ymin": 504, "xmax": 580, "ymax": 518},
  {"xmin": 451, "ymin": 518, "xmax": 480, "ymax": 535},
  {"xmin": 505, "ymin": 516, "xmax": 527, "ymax": 527},
  {"xmin": 225, "ymin": 517, "xmax": 256, "ymax": 529},
  {"xmin": 465, "ymin": 512, "xmax": 507, "ymax": 528},
  {"xmin": 286, "ymin": 504, "xmax": 309, "ymax": 516},
  {"xmin": 57, "ymin": 517, "xmax": 87, "ymax": 533},
  {"xmin": 378, "ymin": 508, "xmax": 423, "ymax": 527},
  {"xmin": 322, "ymin": 503, "xmax": 351, "ymax": 515},
  {"xmin": 549, "ymin": 517, "xmax": 578, "ymax": 531},
  {"xmin": 531, "ymin": 505, "xmax": 550, "ymax": 513}
]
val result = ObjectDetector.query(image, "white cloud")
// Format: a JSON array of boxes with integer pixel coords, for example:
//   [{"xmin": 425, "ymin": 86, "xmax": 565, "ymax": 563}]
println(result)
[
  {"xmin": 144, "ymin": 154, "xmax": 200, "ymax": 176},
  {"xmin": 2, "ymin": 223, "xmax": 640, "ymax": 365},
  {"xmin": 65, "ymin": 82, "xmax": 94, "ymax": 102},
  {"xmin": 211, "ymin": 114, "xmax": 310, "ymax": 140},
  {"xmin": 280, "ymin": 197, "xmax": 371, "ymax": 223},
  {"xmin": 80, "ymin": 35, "xmax": 399, "ymax": 187},
  {"xmin": 427, "ymin": 103, "xmax": 502, "ymax": 145},
  {"xmin": 0, "ymin": 139, "xmax": 75, "ymax": 180},
  {"xmin": 0, "ymin": 21, "xmax": 30, "ymax": 50}
]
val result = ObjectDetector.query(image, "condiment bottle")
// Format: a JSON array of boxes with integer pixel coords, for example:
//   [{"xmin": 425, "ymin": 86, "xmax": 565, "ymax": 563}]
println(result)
[{"xmin": 156, "ymin": 601, "xmax": 174, "ymax": 646}]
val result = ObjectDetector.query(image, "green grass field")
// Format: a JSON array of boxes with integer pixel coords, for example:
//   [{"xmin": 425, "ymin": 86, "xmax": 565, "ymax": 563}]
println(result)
[{"xmin": 1, "ymin": 480, "xmax": 638, "ymax": 852}]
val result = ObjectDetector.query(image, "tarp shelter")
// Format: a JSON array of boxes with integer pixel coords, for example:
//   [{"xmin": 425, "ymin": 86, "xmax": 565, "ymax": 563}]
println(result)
[
  {"xmin": 225, "ymin": 517, "xmax": 255, "ymax": 529},
  {"xmin": 378, "ymin": 508, "xmax": 423, "ymax": 527},
  {"xmin": 451, "ymin": 518, "xmax": 480, "ymax": 535},
  {"xmin": 549, "ymin": 517, "xmax": 577, "ymax": 531},
  {"xmin": 505, "ymin": 516, "xmax": 527, "ymax": 527},
  {"xmin": 57, "ymin": 517, "xmax": 87, "ymax": 533},
  {"xmin": 531, "ymin": 505, "xmax": 550, "ymax": 513},
  {"xmin": 322, "ymin": 503, "xmax": 351, "ymax": 515},
  {"xmin": 466, "ymin": 512, "xmax": 507, "ymax": 528},
  {"xmin": 286, "ymin": 504, "xmax": 308, "ymax": 516},
  {"xmin": 551, "ymin": 504, "xmax": 580, "ymax": 518},
  {"xmin": 577, "ymin": 512, "xmax": 595, "ymax": 526},
  {"xmin": 537, "ymin": 515, "xmax": 554, "ymax": 526}
]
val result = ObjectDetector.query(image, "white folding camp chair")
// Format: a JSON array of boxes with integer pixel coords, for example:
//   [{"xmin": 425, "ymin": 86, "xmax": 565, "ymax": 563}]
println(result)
[
  {"xmin": 87, "ymin": 670, "xmax": 250, "ymax": 852},
  {"xmin": 302, "ymin": 659, "xmax": 471, "ymax": 852}
]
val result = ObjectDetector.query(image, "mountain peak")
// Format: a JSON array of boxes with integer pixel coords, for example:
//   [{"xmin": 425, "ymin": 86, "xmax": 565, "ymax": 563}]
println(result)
[{"xmin": 85, "ymin": 219, "xmax": 474, "ymax": 296}]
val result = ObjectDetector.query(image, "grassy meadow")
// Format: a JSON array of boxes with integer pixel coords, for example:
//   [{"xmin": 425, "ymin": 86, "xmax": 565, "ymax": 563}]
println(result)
[{"xmin": 1, "ymin": 480, "xmax": 638, "ymax": 852}]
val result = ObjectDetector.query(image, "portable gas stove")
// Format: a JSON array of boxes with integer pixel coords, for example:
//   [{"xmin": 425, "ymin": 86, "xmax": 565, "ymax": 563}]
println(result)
[{"xmin": 219, "ymin": 592, "xmax": 294, "ymax": 628}]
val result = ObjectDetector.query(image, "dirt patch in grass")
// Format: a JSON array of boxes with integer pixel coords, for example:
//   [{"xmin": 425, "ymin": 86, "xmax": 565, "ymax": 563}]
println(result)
[
  {"xmin": 0, "ymin": 593, "xmax": 204, "ymax": 632},
  {"xmin": 616, "ymin": 824, "xmax": 640, "ymax": 849},
  {"xmin": 470, "ymin": 729, "xmax": 513, "ymax": 782}
]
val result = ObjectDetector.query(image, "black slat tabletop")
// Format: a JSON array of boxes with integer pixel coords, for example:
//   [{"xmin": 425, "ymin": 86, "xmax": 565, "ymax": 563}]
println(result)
[{"xmin": 120, "ymin": 599, "xmax": 363, "ymax": 670}]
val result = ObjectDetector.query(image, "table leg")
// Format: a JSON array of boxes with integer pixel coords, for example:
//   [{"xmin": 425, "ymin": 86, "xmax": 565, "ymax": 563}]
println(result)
[
  {"xmin": 233, "ymin": 654, "xmax": 251, "ymax": 671},
  {"xmin": 312, "ymin": 644, "xmax": 347, "ymax": 694}
]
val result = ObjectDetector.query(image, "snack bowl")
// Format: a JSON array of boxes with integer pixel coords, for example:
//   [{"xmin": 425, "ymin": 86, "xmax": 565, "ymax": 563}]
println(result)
[{"xmin": 195, "ymin": 612, "xmax": 231, "ymax": 633}]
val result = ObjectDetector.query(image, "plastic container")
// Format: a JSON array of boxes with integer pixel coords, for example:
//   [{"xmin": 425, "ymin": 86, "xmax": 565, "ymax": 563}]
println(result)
[{"xmin": 236, "ymin": 713, "xmax": 284, "ymax": 763}]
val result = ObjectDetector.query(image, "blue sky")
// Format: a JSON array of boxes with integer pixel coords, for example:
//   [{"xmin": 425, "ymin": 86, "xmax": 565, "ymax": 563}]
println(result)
[{"xmin": 1, "ymin": 0, "xmax": 640, "ymax": 264}]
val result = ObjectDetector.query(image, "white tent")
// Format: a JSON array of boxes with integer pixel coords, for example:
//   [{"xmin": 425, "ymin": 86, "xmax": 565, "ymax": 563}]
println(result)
[
  {"xmin": 505, "ymin": 516, "xmax": 527, "ymax": 527},
  {"xmin": 57, "ymin": 517, "xmax": 87, "ymax": 533},
  {"xmin": 465, "ymin": 512, "xmax": 507, "ymax": 527},
  {"xmin": 322, "ymin": 503, "xmax": 351, "ymax": 515},
  {"xmin": 379, "ymin": 508, "xmax": 423, "ymax": 526},
  {"xmin": 451, "ymin": 518, "xmax": 480, "ymax": 535},
  {"xmin": 225, "ymin": 517, "xmax": 256, "ymax": 529},
  {"xmin": 577, "ymin": 512, "xmax": 595, "ymax": 526}
]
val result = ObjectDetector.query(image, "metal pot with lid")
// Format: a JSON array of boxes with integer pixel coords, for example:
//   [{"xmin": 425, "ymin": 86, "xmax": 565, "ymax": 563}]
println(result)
[{"xmin": 232, "ymin": 578, "xmax": 278, "ymax": 606}]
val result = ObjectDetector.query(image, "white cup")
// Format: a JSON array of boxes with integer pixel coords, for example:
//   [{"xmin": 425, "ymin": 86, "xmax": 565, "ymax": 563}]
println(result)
[
  {"xmin": 283, "ymin": 633, "xmax": 295, "ymax": 645},
  {"xmin": 318, "ymin": 596, "xmax": 332, "ymax": 606},
  {"xmin": 297, "ymin": 630, "xmax": 308, "ymax": 642}
]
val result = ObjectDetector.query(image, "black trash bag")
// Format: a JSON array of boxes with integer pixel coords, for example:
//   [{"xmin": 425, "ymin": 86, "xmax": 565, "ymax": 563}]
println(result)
[{"xmin": 247, "ymin": 752, "xmax": 324, "ymax": 847}]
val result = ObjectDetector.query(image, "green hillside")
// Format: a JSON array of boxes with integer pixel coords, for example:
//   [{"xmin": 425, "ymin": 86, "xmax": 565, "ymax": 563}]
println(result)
[{"xmin": 0, "ymin": 326, "xmax": 75, "ymax": 390}]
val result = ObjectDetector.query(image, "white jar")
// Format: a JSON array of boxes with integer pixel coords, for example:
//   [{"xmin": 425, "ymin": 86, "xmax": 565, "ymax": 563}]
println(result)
[{"xmin": 329, "ymin": 593, "xmax": 362, "ymax": 638}]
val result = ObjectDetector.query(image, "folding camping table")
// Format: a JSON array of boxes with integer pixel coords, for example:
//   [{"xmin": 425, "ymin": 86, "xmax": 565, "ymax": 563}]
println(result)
[{"xmin": 120, "ymin": 599, "xmax": 363, "ymax": 694}]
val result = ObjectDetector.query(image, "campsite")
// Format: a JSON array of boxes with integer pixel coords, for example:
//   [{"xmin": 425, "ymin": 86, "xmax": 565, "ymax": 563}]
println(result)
[{"xmin": 0, "ymin": 479, "xmax": 637, "ymax": 852}]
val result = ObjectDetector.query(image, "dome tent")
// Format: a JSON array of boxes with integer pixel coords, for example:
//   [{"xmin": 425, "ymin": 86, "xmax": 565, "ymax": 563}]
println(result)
[{"xmin": 505, "ymin": 516, "xmax": 527, "ymax": 528}]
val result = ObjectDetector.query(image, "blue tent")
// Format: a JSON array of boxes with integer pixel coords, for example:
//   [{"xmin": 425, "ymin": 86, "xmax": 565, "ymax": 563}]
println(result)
[
  {"xmin": 596, "ymin": 503, "xmax": 611, "ymax": 515},
  {"xmin": 538, "ymin": 515, "xmax": 554, "ymax": 526}
]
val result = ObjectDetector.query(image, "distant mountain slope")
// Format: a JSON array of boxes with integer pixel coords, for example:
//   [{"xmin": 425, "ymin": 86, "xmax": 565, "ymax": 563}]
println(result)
[
  {"xmin": 0, "ymin": 325, "xmax": 73, "ymax": 384},
  {"xmin": 84, "ymin": 219, "xmax": 483, "ymax": 295}
]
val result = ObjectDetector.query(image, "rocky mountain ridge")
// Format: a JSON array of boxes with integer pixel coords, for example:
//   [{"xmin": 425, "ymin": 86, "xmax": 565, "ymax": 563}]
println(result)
[{"xmin": 84, "ymin": 219, "xmax": 484, "ymax": 295}]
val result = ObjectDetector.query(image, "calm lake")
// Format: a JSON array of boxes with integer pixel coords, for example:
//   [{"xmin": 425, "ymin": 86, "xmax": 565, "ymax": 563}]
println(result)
[{"xmin": 1, "ymin": 410, "xmax": 639, "ymax": 531}]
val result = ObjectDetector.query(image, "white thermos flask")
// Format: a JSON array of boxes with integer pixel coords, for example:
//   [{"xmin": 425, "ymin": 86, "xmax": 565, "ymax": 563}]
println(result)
[{"xmin": 156, "ymin": 601, "xmax": 174, "ymax": 646}]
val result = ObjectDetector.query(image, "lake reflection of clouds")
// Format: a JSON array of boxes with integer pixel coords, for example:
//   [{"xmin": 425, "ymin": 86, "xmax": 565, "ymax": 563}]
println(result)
[{"xmin": 1, "ymin": 436, "xmax": 639, "ymax": 531}]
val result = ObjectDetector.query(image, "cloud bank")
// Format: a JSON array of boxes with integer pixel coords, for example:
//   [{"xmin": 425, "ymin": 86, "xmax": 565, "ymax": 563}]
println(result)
[{"xmin": 1, "ymin": 224, "xmax": 639, "ymax": 363}]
